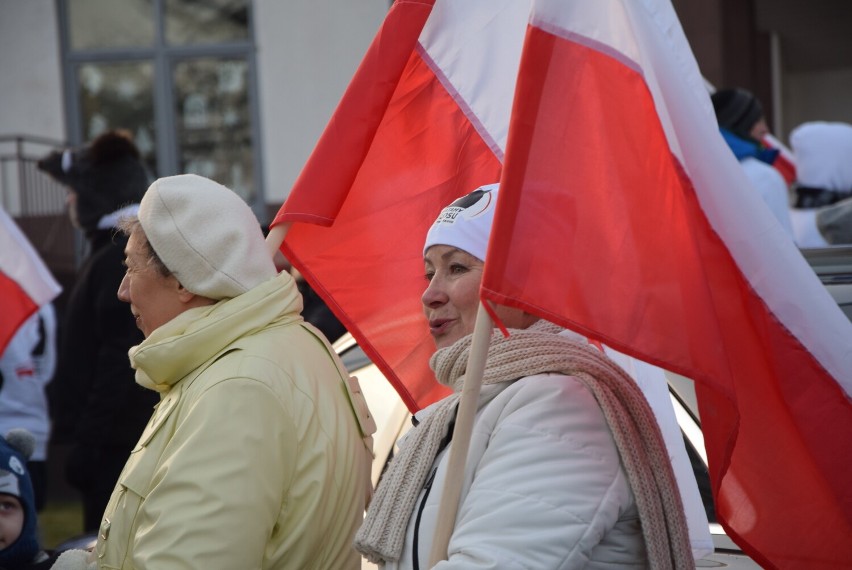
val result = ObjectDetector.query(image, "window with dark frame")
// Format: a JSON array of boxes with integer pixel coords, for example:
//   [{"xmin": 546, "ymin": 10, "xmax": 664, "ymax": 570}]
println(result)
[{"xmin": 60, "ymin": 0, "xmax": 262, "ymax": 207}]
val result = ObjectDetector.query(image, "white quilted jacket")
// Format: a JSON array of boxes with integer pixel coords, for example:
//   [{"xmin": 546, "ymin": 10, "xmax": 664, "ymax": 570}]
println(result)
[{"xmin": 384, "ymin": 373, "xmax": 648, "ymax": 570}]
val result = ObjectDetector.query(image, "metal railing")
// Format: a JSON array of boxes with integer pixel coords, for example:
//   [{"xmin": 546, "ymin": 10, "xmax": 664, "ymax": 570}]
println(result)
[
  {"xmin": 0, "ymin": 134, "xmax": 68, "ymax": 216},
  {"xmin": 1, "ymin": 134, "xmax": 80, "ymax": 280}
]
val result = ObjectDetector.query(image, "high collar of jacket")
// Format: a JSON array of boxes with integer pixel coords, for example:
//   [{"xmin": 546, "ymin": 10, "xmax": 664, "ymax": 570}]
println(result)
[{"xmin": 129, "ymin": 271, "xmax": 302, "ymax": 392}]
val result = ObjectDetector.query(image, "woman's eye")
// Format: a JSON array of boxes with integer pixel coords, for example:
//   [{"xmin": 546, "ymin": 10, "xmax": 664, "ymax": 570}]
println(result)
[
  {"xmin": 449, "ymin": 264, "xmax": 467, "ymax": 274},
  {"xmin": 424, "ymin": 271, "xmax": 434, "ymax": 282}
]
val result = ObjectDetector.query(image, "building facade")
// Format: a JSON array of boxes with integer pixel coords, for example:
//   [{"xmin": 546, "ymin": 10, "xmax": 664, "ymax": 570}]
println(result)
[{"xmin": 0, "ymin": 0, "xmax": 387, "ymax": 220}]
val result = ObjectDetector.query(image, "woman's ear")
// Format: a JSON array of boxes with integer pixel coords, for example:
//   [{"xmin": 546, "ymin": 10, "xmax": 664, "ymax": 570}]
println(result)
[
  {"xmin": 175, "ymin": 280, "xmax": 217, "ymax": 308},
  {"xmin": 176, "ymin": 280, "xmax": 197, "ymax": 303}
]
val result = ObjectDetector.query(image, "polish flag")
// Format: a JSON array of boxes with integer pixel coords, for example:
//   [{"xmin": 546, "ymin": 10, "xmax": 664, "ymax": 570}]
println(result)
[
  {"xmin": 274, "ymin": 0, "xmax": 503, "ymax": 410},
  {"xmin": 482, "ymin": 2, "xmax": 852, "ymax": 568},
  {"xmin": 272, "ymin": 1, "xmax": 852, "ymax": 567},
  {"xmin": 0, "ymin": 206, "xmax": 62, "ymax": 354}
]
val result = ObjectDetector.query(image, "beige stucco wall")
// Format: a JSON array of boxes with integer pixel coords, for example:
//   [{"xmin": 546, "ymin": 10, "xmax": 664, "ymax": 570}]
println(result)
[
  {"xmin": 254, "ymin": 0, "xmax": 388, "ymax": 207},
  {"xmin": 0, "ymin": 0, "xmax": 66, "ymax": 141},
  {"xmin": 0, "ymin": 0, "xmax": 67, "ymax": 214}
]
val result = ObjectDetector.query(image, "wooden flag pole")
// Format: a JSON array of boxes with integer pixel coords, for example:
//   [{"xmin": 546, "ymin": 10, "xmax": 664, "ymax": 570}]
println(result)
[
  {"xmin": 266, "ymin": 223, "xmax": 289, "ymax": 255},
  {"xmin": 265, "ymin": 223, "xmax": 291, "ymax": 270},
  {"xmin": 428, "ymin": 302, "xmax": 493, "ymax": 566}
]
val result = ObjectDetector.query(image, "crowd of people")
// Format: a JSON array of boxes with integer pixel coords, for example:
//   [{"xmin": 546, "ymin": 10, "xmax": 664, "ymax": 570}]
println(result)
[
  {"xmin": 711, "ymin": 87, "xmax": 852, "ymax": 247},
  {"xmin": 0, "ymin": 86, "xmax": 849, "ymax": 568}
]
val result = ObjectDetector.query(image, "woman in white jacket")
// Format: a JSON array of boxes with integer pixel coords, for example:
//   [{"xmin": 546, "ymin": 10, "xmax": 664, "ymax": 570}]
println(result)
[{"xmin": 355, "ymin": 183, "xmax": 692, "ymax": 569}]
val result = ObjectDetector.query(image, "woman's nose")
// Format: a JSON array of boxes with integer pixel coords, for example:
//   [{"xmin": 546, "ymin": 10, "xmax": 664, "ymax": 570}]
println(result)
[
  {"xmin": 421, "ymin": 277, "xmax": 447, "ymax": 308},
  {"xmin": 117, "ymin": 273, "xmax": 130, "ymax": 302}
]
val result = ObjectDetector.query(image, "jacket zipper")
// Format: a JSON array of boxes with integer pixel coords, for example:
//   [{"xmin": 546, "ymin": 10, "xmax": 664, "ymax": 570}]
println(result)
[
  {"xmin": 412, "ymin": 467, "xmax": 438, "ymax": 570},
  {"xmin": 411, "ymin": 403, "xmax": 458, "ymax": 569}
]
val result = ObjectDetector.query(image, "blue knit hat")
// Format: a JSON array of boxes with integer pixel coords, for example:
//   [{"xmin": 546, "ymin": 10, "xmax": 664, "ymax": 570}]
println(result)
[{"xmin": 0, "ymin": 430, "xmax": 40, "ymax": 566}]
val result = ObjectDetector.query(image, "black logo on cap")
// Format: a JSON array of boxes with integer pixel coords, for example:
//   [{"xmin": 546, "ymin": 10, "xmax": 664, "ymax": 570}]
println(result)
[{"xmin": 448, "ymin": 189, "xmax": 488, "ymax": 210}]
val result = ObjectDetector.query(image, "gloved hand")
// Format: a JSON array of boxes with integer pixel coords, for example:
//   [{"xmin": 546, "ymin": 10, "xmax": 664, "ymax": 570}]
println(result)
[{"xmin": 51, "ymin": 548, "xmax": 97, "ymax": 570}]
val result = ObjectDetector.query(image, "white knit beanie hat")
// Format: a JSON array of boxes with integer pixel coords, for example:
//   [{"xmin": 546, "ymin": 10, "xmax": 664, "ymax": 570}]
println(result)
[
  {"xmin": 138, "ymin": 174, "xmax": 276, "ymax": 300},
  {"xmin": 423, "ymin": 183, "xmax": 499, "ymax": 261}
]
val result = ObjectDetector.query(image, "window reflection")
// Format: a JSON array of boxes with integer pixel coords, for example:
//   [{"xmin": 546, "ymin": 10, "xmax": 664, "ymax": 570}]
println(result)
[
  {"xmin": 166, "ymin": 0, "xmax": 249, "ymax": 45},
  {"xmin": 64, "ymin": 0, "xmax": 259, "ymax": 208},
  {"xmin": 78, "ymin": 62, "xmax": 157, "ymax": 175},
  {"xmin": 68, "ymin": 0, "xmax": 154, "ymax": 50},
  {"xmin": 174, "ymin": 58, "xmax": 253, "ymax": 200}
]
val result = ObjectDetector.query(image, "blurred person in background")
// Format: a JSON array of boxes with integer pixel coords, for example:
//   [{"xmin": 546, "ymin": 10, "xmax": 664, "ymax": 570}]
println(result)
[
  {"xmin": 789, "ymin": 121, "xmax": 852, "ymax": 247},
  {"xmin": 37, "ymin": 130, "xmax": 158, "ymax": 532},
  {"xmin": 711, "ymin": 88, "xmax": 794, "ymax": 238},
  {"xmin": 0, "ymin": 304, "xmax": 57, "ymax": 512},
  {"xmin": 0, "ymin": 429, "xmax": 59, "ymax": 569}
]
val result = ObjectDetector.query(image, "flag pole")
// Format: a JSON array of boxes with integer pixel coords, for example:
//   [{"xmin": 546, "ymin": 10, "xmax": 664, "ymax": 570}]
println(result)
[
  {"xmin": 428, "ymin": 301, "xmax": 493, "ymax": 565},
  {"xmin": 266, "ymin": 223, "xmax": 289, "ymax": 255},
  {"xmin": 266, "ymin": 223, "xmax": 291, "ymax": 270}
]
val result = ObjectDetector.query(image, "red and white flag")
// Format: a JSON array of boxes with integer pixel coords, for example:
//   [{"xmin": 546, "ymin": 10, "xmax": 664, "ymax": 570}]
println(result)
[
  {"xmin": 482, "ymin": 2, "xmax": 852, "ymax": 567},
  {"xmin": 0, "ymin": 206, "xmax": 62, "ymax": 354},
  {"xmin": 272, "ymin": 0, "xmax": 852, "ymax": 567},
  {"xmin": 274, "ymin": 0, "xmax": 503, "ymax": 410}
]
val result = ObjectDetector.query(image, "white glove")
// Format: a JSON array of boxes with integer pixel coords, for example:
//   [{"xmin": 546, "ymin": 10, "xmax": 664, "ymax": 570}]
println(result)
[{"xmin": 51, "ymin": 548, "xmax": 97, "ymax": 570}]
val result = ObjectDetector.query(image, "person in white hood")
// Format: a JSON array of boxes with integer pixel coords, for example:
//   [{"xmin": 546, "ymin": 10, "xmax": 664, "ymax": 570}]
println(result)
[{"xmin": 789, "ymin": 121, "xmax": 852, "ymax": 247}]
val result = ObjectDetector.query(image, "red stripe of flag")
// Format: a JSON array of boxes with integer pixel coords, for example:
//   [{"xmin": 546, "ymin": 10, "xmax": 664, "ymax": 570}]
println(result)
[
  {"xmin": 0, "ymin": 271, "xmax": 39, "ymax": 354},
  {"xmin": 0, "ymin": 206, "xmax": 61, "ymax": 355}
]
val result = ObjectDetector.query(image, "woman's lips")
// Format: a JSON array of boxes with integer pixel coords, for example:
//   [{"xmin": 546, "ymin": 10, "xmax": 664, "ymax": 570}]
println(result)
[{"xmin": 429, "ymin": 318, "xmax": 454, "ymax": 336}]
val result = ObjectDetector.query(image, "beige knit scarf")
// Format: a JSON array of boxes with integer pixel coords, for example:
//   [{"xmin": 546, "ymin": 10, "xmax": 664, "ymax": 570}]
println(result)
[{"xmin": 354, "ymin": 321, "xmax": 693, "ymax": 568}]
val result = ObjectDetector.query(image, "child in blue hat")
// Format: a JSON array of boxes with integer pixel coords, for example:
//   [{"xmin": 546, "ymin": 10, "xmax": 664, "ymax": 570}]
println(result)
[{"xmin": 0, "ymin": 430, "xmax": 55, "ymax": 569}]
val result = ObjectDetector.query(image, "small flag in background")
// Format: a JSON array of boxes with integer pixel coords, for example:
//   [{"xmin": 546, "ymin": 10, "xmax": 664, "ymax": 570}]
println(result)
[
  {"xmin": 764, "ymin": 133, "xmax": 797, "ymax": 184},
  {"xmin": 0, "ymin": 206, "xmax": 62, "ymax": 355}
]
